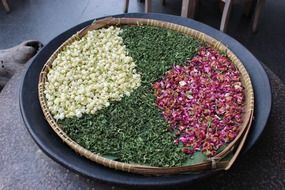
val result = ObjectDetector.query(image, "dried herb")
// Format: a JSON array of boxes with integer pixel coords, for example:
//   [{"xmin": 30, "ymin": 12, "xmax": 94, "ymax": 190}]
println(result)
[{"xmin": 58, "ymin": 26, "xmax": 202, "ymax": 167}]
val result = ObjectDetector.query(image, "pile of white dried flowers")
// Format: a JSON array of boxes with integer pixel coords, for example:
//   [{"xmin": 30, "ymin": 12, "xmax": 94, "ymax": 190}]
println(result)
[{"xmin": 44, "ymin": 26, "xmax": 141, "ymax": 120}]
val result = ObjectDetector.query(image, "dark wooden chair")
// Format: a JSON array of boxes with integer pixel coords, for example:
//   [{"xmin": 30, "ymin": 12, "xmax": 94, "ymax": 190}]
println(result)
[
  {"xmin": 181, "ymin": 0, "xmax": 266, "ymax": 33},
  {"xmin": 124, "ymin": 0, "xmax": 265, "ymax": 33},
  {"xmin": 124, "ymin": 0, "xmax": 233, "ymax": 32},
  {"xmin": 181, "ymin": 0, "xmax": 236, "ymax": 32}
]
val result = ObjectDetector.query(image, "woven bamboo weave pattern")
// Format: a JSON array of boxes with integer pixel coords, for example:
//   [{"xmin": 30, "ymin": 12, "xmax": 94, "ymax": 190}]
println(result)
[{"xmin": 38, "ymin": 17, "xmax": 254, "ymax": 175}]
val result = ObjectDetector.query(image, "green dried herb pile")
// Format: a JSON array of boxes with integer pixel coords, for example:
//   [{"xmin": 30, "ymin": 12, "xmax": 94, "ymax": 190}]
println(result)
[{"xmin": 59, "ymin": 26, "xmax": 202, "ymax": 167}]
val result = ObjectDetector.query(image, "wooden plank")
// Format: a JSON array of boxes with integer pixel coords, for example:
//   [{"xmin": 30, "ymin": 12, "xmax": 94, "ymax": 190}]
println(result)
[
  {"xmin": 181, "ymin": 0, "xmax": 198, "ymax": 18},
  {"xmin": 220, "ymin": 0, "xmax": 233, "ymax": 32},
  {"xmin": 145, "ymin": 0, "xmax": 152, "ymax": 13}
]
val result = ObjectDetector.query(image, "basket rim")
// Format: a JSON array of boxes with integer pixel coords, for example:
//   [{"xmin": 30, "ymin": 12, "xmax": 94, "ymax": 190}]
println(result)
[{"xmin": 38, "ymin": 17, "xmax": 254, "ymax": 175}]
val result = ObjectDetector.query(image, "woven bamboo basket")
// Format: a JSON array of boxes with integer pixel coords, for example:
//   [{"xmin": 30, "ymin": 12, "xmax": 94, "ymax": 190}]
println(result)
[{"xmin": 38, "ymin": 17, "xmax": 254, "ymax": 175}]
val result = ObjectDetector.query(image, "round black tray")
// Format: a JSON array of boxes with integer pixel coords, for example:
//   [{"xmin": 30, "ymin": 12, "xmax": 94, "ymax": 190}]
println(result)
[{"xmin": 20, "ymin": 13, "xmax": 271, "ymax": 188}]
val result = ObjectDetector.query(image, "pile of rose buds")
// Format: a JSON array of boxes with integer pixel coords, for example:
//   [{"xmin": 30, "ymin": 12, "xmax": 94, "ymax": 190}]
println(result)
[{"xmin": 153, "ymin": 47, "xmax": 245, "ymax": 157}]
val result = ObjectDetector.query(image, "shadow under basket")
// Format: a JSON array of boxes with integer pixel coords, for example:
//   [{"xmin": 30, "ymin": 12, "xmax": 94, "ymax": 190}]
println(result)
[{"xmin": 38, "ymin": 17, "xmax": 254, "ymax": 175}]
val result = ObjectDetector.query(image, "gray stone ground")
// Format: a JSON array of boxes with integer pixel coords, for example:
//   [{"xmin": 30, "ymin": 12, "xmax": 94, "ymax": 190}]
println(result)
[{"xmin": 0, "ymin": 61, "xmax": 285, "ymax": 189}]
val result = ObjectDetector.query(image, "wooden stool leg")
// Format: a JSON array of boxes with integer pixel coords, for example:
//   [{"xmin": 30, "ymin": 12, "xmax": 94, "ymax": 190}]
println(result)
[
  {"xmin": 220, "ymin": 0, "xmax": 233, "ymax": 32},
  {"xmin": 2, "ymin": 0, "xmax": 10, "ymax": 13},
  {"xmin": 145, "ymin": 0, "xmax": 152, "ymax": 12},
  {"xmin": 181, "ymin": 0, "xmax": 198, "ymax": 18},
  {"xmin": 244, "ymin": 0, "xmax": 253, "ymax": 16},
  {"xmin": 252, "ymin": 0, "xmax": 266, "ymax": 33},
  {"xmin": 124, "ymin": 0, "xmax": 129, "ymax": 13},
  {"xmin": 181, "ymin": 0, "xmax": 190, "ymax": 17}
]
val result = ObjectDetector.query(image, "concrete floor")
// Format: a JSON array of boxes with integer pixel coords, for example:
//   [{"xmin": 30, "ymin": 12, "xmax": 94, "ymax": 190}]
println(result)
[{"xmin": 0, "ymin": 0, "xmax": 285, "ymax": 83}]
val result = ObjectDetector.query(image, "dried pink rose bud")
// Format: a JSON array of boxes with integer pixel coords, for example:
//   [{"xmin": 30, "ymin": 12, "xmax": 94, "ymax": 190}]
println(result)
[{"xmin": 153, "ymin": 47, "xmax": 245, "ymax": 157}]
